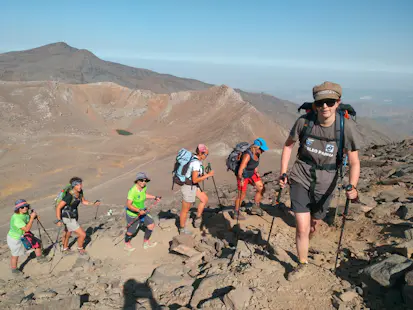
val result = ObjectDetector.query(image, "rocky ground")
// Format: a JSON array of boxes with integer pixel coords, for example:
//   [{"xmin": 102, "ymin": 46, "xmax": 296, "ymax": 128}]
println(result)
[{"xmin": 0, "ymin": 139, "xmax": 412, "ymax": 309}]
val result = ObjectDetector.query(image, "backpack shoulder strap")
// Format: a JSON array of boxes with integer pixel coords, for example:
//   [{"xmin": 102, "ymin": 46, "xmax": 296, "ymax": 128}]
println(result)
[
  {"xmin": 335, "ymin": 111, "xmax": 345, "ymax": 172},
  {"xmin": 299, "ymin": 113, "xmax": 316, "ymax": 146}
]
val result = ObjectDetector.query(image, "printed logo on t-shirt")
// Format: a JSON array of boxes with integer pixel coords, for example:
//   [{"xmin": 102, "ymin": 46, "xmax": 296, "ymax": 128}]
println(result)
[
  {"xmin": 325, "ymin": 144, "xmax": 335, "ymax": 153},
  {"xmin": 306, "ymin": 138, "xmax": 314, "ymax": 146}
]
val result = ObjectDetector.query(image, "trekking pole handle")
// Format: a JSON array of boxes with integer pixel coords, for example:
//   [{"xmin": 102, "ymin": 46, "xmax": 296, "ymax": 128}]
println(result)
[{"xmin": 275, "ymin": 174, "xmax": 288, "ymax": 204}]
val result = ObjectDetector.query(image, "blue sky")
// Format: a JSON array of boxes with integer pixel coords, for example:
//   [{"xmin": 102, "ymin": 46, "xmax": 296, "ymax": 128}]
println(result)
[{"xmin": 1, "ymin": 0, "xmax": 413, "ymax": 102}]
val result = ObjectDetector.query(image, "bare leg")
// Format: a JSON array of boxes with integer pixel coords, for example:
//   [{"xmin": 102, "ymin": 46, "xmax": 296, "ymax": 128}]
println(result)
[
  {"xmin": 180, "ymin": 201, "xmax": 192, "ymax": 228},
  {"xmin": 10, "ymin": 256, "xmax": 18, "ymax": 269},
  {"xmin": 196, "ymin": 189, "xmax": 208, "ymax": 218},
  {"xmin": 295, "ymin": 212, "xmax": 311, "ymax": 263}
]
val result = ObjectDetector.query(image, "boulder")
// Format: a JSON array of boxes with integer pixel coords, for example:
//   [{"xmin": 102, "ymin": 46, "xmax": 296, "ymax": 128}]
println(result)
[
  {"xmin": 404, "ymin": 228, "xmax": 413, "ymax": 240},
  {"xmin": 366, "ymin": 203, "xmax": 401, "ymax": 220},
  {"xmin": 147, "ymin": 264, "xmax": 194, "ymax": 306},
  {"xmin": 234, "ymin": 240, "xmax": 252, "ymax": 260},
  {"xmin": 394, "ymin": 240, "xmax": 413, "ymax": 259},
  {"xmin": 339, "ymin": 291, "xmax": 358, "ymax": 302},
  {"xmin": 190, "ymin": 274, "xmax": 230, "ymax": 308},
  {"xmin": 170, "ymin": 235, "xmax": 200, "ymax": 257},
  {"xmin": 376, "ymin": 189, "xmax": 406, "ymax": 203},
  {"xmin": 396, "ymin": 205, "xmax": 413, "ymax": 220},
  {"xmin": 223, "ymin": 286, "xmax": 252, "ymax": 310},
  {"xmin": 362, "ymin": 254, "xmax": 413, "ymax": 288},
  {"xmin": 22, "ymin": 296, "xmax": 80, "ymax": 310}
]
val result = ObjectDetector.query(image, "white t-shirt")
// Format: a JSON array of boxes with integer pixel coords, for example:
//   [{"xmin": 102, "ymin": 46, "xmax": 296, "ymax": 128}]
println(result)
[{"xmin": 185, "ymin": 156, "xmax": 204, "ymax": 180}]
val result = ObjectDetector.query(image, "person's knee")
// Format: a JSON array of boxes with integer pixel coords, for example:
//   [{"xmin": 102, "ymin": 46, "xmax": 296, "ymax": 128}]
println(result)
[
  {"xmin": 296, "ymin": 221, "xmax": 310, "ymax": 237},
  {"xmin": 77, "ymin": 230, "xmax": 86, "ymax": 239},
  {"xmin": 147, "ymin": 224, "xmax": 155, "ymax": 230},
  {"xmin": 256, "ymin": 184, "xmax": 264, "ymax": 193},
  {"xmin": 201, "ymin": 195, "xmax": 208, "ymax": 204}
]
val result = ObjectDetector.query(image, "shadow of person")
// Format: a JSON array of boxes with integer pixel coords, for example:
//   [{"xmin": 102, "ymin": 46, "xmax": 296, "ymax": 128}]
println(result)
[{"xmin": 122, "ymin": 279, "xmax": 159, "ymax": 310}]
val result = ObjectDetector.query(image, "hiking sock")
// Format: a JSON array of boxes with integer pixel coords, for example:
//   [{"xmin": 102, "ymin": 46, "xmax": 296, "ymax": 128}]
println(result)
[
  {"xmin": 144, "ymin": 229, "xmax": 153, "ymax": 241},
  {"xmin": 124, "ymin": 234, "xmax": 132, "ymax": 243}
]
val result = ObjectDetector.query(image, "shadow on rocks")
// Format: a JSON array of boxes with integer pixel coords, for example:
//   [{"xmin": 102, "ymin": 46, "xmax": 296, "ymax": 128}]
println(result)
[
  {"xmin": 123, "ymin": 279, "xmax": 159, "ymax": 310},
  {"xmin": 335, "ymin": 246, "xmax": 410, "ymax": 310}
]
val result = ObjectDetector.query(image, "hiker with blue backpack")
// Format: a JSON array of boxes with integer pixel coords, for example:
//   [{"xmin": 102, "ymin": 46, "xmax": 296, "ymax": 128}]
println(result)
[
  {"xmin": 172, "ymin": 144, "xmax": 214, "ymax": 234},
  {"xmin": 55, "ymin": 177, "xmax": 101, "ymax": 255},
  {"xmin": 7, "ymin": 199, "xmax": 49, "ymax": 276},
  {"xmin": 226, "ymin": 138, "xmax": 269, "ymax": 220},
  {"xmin": 124, "ymin": 172, "xmax": 161, "ymax": 251},
  {"xmin": 278, "ymin": 81, "xmax": 361, "ymax": 281}
]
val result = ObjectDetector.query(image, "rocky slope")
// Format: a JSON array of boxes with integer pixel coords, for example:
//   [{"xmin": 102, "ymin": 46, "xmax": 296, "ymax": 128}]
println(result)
[{"xmin": 0, "ymin": 139, "xmax": 412, "ymax": 309}]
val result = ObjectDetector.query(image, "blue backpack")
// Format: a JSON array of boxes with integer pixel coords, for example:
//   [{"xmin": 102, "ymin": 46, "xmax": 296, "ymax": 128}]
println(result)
[{"xmin": 172, "ymin": 148, "xmax": 196, "ymax": 189}]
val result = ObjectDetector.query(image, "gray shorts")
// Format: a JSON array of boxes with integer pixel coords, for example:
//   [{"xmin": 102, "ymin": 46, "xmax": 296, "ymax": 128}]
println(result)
[
  {"xmin": 126, "ymin": 213, "xmax": 154, "ymax": 234},
  {"xmin": 7, "ymin": 235, "xmax": 26, "ymax": 257},
  {"xmin": 290, "ymin": 181, "xmax": 334, "ymax": 220},
  {"xmin": 62, "ymin": 217, "xmax": 80, "ymax": 232},
  {"xmin": 181, "ymin": 184, "xmax": 198, "ymax": 203}
]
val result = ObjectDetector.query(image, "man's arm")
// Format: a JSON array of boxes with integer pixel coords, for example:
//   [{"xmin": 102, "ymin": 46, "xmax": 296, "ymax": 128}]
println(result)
[{"xmin": 346, "ymin": 150, "xmax": 360, "ymax": 199}]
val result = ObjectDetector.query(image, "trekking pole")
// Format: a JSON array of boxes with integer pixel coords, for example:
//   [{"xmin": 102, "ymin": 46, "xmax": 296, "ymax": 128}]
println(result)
[
  {"xmin": 206, "ymin": 163, "xmax": 222, "ymax": 206},
  {"xmin": 49, "ymin": 223, "xmax": 63, "ymax": 272},
  {"xmin": 229, "ymin": 188, "xmax": 243, "ymax": 266},
  {"xmin": 94, "ymin": 200, "xmax": 101, "ymax": 220},
  {"xmin": 334, "ymin": 185, "xmax": 353, "ymax": 273},
  {"xmin": 333, "ymin": 155, "xmax": 348, "ymax": 225},
  {"xmin": 263, "ymin": 173, "xmax": 287, "ymax": 258},
  {"xmin": 36, "ymin": 218, "xmax": 54, "ymax": 244},
  {"xmin": 114, "ymin": 199, "xmax": 161, "ymax": 246}
]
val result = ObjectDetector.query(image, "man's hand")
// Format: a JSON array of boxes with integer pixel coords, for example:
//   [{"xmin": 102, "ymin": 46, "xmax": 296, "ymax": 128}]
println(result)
[
  {"xmin": 55, "ymin": 219, "xmax": 63, "ymax": 227},
  {"xmin": 345, "ymin": 185, "xmax": 358, "ymax": 200},
  {"xmin": 94, "ymin": 200, "xmax": 101, "ymax": 206},
  {"xmin": 139, "ymin": 209, "xmax": 146, "ymax": 216},
  {"xmin": 279, "ymin": 174, "xmax": 288, "ymax": 189},
  {"xmin": 155, "ymin": 196, "xmax": 162, "ymax": 202},
  {"xmin": 207, "ymin": 170, "xmax": 214, "ymax": 177}
]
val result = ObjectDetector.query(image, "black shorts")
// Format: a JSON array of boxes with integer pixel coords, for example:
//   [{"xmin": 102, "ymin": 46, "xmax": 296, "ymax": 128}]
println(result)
[
  {"xmin": 126, "ymin": 213, "xmax": 154, "ymax": 234},
  {"xmin": 290, "ymin": 181, "xmax": 334, "ymax": 220}
]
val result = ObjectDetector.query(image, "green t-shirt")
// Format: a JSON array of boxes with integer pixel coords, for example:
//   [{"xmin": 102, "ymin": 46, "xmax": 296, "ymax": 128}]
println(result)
[
  {"xmin": 8, "ymin": 213, "xmax": 29, "ymax": 240},
  {"xmin": 126, "ymin": 185, "xmax": 147, "ymax": 217}
]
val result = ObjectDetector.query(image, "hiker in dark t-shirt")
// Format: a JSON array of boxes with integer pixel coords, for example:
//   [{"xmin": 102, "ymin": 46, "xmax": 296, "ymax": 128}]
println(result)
[
  {"xmin": 55, "ymin": 177, "xmax": 101, "ymax": 255},
  {"xmin": 279, "ymin": 81, "xmax": 361, "ymax": 281}
]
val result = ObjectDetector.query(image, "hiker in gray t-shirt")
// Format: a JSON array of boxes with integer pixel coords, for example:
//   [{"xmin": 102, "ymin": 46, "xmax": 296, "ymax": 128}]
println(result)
[{"xmin": 279, "ymin": 81, "xmax": 361, "ymax": 281}]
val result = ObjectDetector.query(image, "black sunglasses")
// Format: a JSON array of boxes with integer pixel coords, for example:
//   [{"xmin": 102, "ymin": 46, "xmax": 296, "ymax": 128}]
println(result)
[
  {"xmin": 138, "ymin": 179, "xmax": 149, "ymax": 183},
  {"xmin": 19, "ymin": 205, "xmax": 30, "ymax": 209},
  {"xmin": 314, "ymin": 99, "xmax": 337, "ymax": 108}
]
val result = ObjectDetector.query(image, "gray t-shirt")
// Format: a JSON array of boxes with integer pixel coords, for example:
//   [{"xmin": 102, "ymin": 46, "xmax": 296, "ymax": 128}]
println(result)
[{"xmin": 289, "ymin": 114, "xmax": 361, "ymax": 194}]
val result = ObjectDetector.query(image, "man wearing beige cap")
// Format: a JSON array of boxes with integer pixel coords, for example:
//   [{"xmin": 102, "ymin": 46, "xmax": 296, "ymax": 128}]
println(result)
[{"xmin": 279, "ymin": 81, "xmax": 361, "ymax": 280}]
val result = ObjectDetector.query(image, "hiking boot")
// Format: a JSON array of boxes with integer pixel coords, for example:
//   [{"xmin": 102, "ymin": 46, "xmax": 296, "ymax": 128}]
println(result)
[
  {"xmin": 62, "ymin": 248, "xmax": 75, "ymax": 256},
  {"xmin": 143, "ymin": 241, "xmax": 157, "ymax": 250},
  {"xmin": 11, "ymin": 268, "xmax": 23, "ymax": 277},
  {"xmin": 287, "ymin": 262, "xmax": 309, "ymax": 281},
  {"xmin": 124, "ymin": 242, "xmax": 136, "ymax": 252},
  {"xmin": 232, "ymin": 211, "xmax": 246, "ymax": 221},
  {"xmin": 193, "ymin": 217, "xmax": 202, "ymax": 229},
  {"xmin": 179, "ymin": 228, "xmax": 192, "ymax": 235},
  {"xmin": 36, "ymin": 256, "xmax": 49, "ymax": 264},
  {"xmin": 251, "ymin": 204, "xmax": 264, "ymax": 216},
  {"xmin": 77, "ymin": 248, "xmax": 87, "ymax": 256}
]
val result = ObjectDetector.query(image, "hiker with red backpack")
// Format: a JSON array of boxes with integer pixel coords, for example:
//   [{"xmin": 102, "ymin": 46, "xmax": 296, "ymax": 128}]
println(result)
[
  {"xmin": 227, "ymin": 138, "xmax": 269, "ymax": 220},
  {"xmin": 124, "ymin": 172, "xmax": 161, "ymax": 251},
  {"xmin": 55, "ymin": 177, "xmax": 101, "ymax": 255},
  {"xmin": 173, "ymin": 144, "xmax": 214, "ymax": 234},
  {"xmin": 279, "ymin": 81, "xmax": 361, "ymax": 281},
  {"xmin": 7, "ymin": 199, "xmax": 48, "ymax": 276}
]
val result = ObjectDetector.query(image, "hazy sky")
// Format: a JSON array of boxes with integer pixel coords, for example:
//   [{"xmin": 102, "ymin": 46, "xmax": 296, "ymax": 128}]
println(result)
[{"xmin": 1, "ymin": 0, "xmax": 412, "ymax": 101}]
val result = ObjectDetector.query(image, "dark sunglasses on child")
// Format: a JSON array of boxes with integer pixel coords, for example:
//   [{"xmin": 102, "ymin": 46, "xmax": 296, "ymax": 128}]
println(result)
[{"xmin": 138, "ymin": 179, "xmax": 149, "ymax": 183}]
